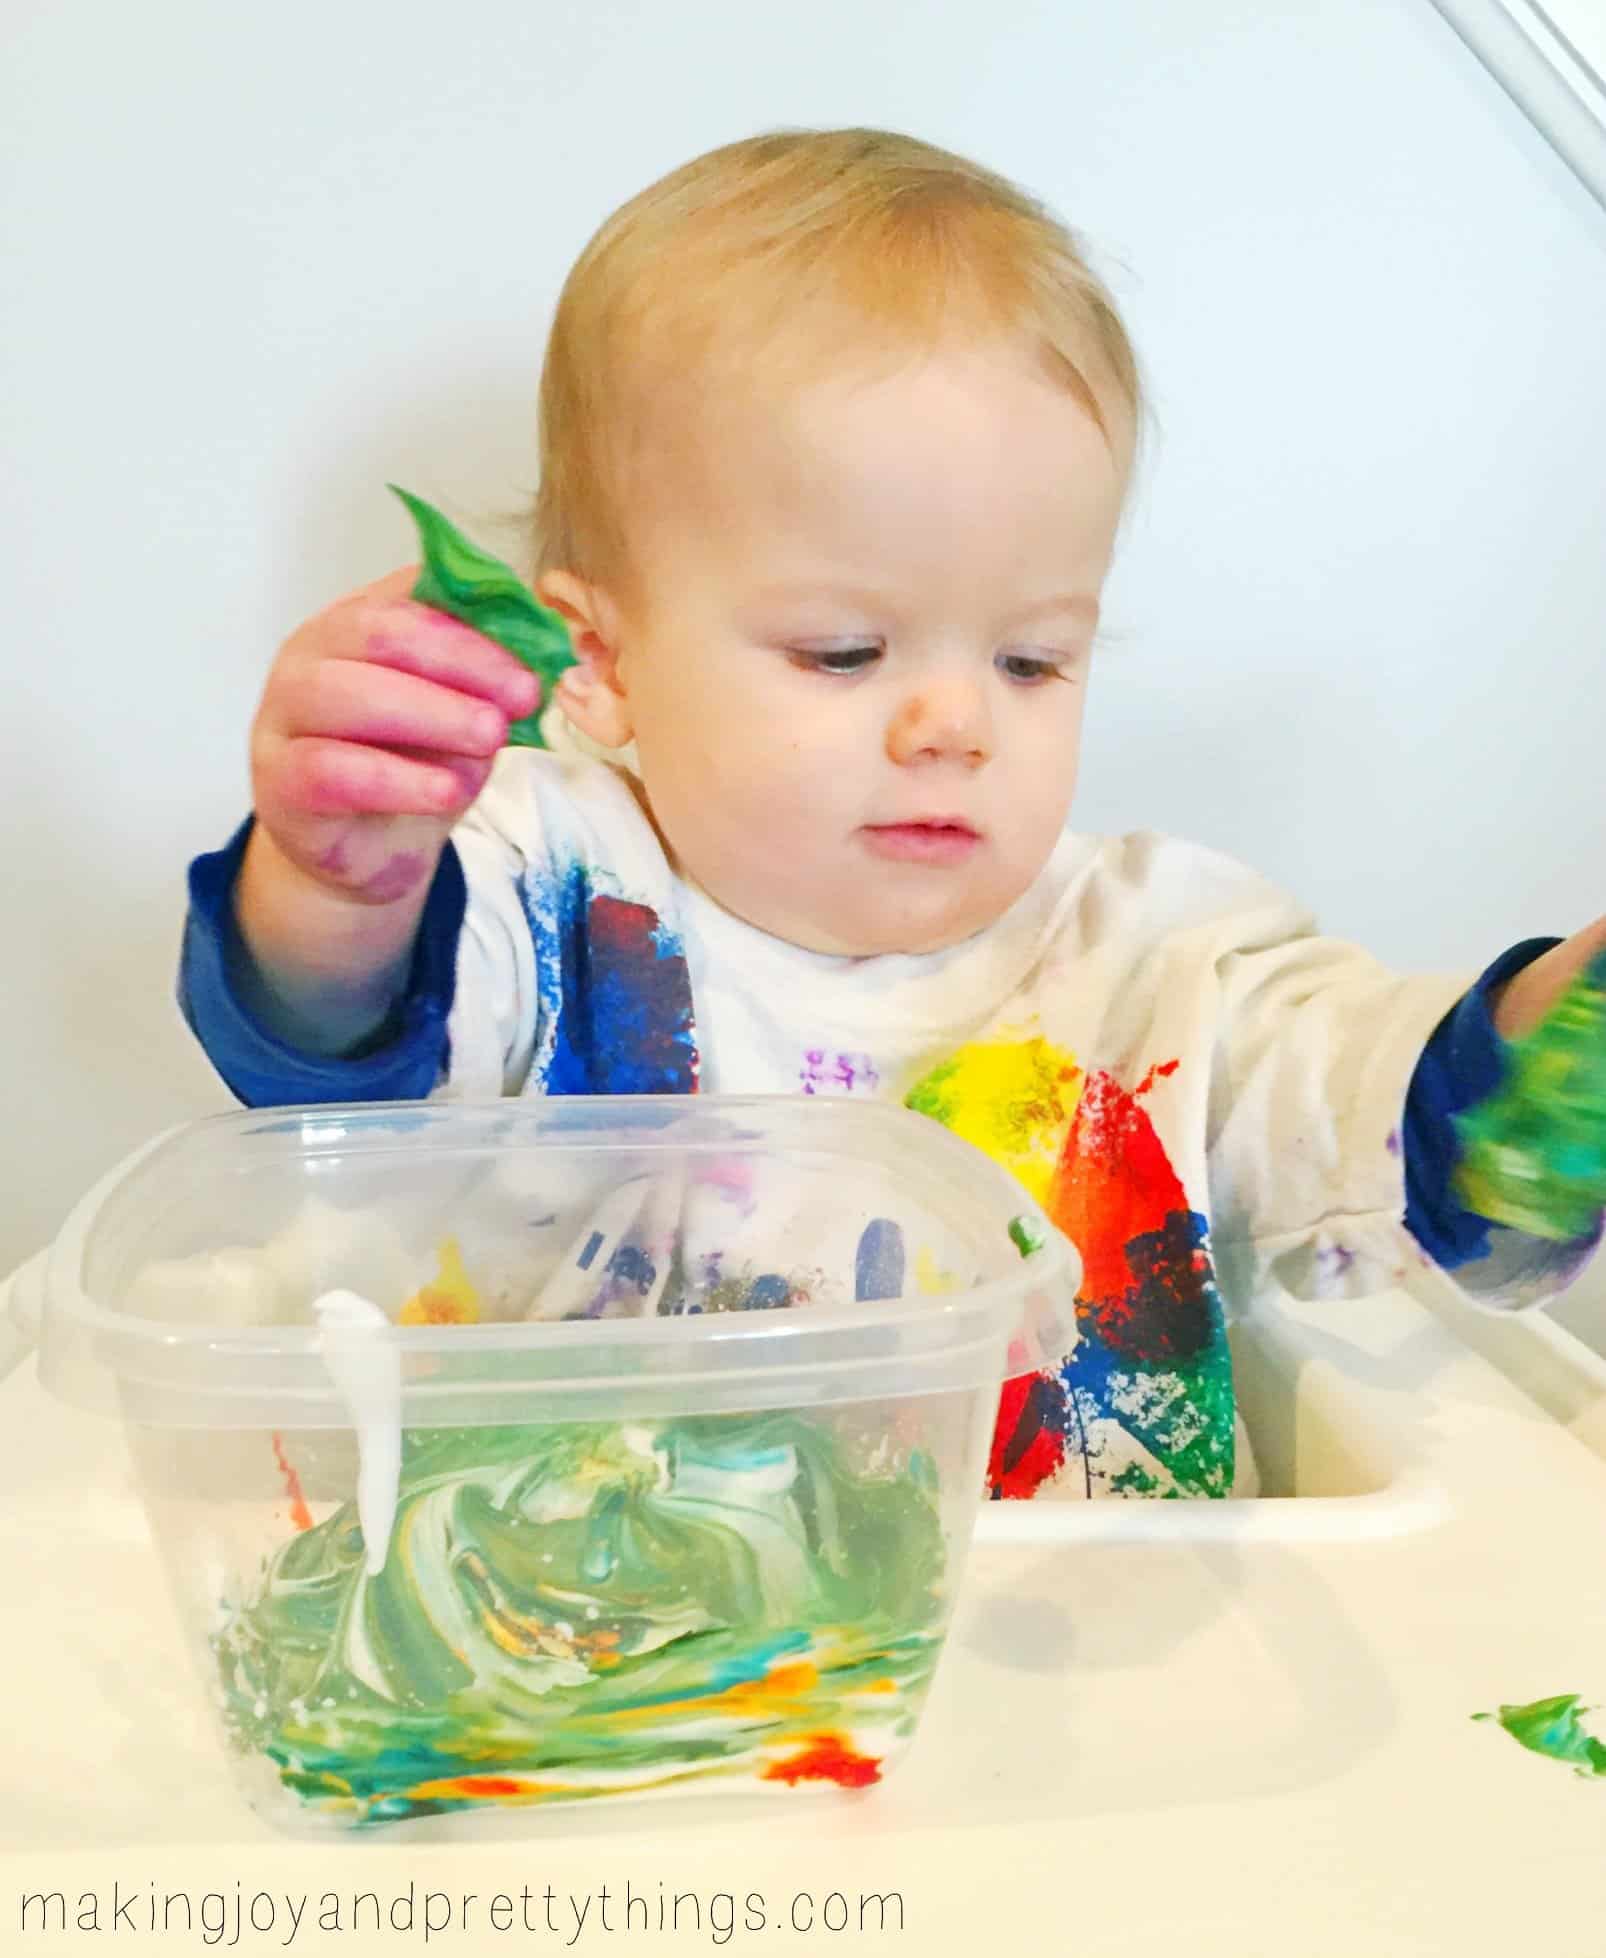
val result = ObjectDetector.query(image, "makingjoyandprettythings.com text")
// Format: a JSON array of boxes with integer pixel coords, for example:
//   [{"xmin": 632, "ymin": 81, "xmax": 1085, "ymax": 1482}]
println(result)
[{"xmin": 18, "ymin": 1878, "xmax": 908, "ymax": 1947}]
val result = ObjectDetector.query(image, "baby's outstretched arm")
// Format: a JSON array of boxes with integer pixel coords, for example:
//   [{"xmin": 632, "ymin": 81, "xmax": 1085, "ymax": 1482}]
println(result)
[{"xmin": 233, "ymin": 566, "xmax": 539, "ymax": 1055}]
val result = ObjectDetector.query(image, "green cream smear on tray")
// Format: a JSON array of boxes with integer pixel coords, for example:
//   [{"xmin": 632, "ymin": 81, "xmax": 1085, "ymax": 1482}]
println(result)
[{"xmin": 1473, "ymin": 1693, "xmax": 1606, "ymax": 1777}]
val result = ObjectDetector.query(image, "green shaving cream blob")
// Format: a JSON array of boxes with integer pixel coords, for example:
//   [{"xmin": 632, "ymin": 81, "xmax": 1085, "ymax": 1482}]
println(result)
[
  {"xmin": 1454, "ymin": 948, "xmax": 1606, "ymax": 1241},
  {"xmin": 1008, "ymin": 1214, "xmax": 1046, "ymax": 1258},
  {"xmin": 1472, "ymin": 1693, "xmax": 1606, "ymax": 1777},
  {"xmin": 216, "ymin": 1412, "xmax": 948, "ymax": 1825},
  {"xmin": 390, "ymin": 485, "xmax": 576, "ymax": 749}
]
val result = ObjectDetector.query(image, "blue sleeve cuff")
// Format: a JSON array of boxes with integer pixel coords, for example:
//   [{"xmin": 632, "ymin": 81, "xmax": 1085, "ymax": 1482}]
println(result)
[
  {"xmin": 176, "ymin": 819, "xmax": 466, "ymax": 1107},
  {"xmin": 1402, "ymin": 936, "xmax": 1563, "ymax": 1269}
]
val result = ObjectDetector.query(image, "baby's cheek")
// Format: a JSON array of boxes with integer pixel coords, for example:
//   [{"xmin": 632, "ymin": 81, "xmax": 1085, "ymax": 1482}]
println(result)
[
  {"xmin": 655, "ymin": 726, "xmax": 833, "ymax": 900},
  {"xmin": 1015, "ymin": 746, "xmax": 1078, "ymax": 840}
]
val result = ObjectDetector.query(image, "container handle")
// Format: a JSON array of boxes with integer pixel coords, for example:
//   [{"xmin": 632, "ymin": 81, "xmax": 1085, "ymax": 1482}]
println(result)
[{"xmin": 0, "ymin": 1250, "xmax": 47, "ymax": 1384}]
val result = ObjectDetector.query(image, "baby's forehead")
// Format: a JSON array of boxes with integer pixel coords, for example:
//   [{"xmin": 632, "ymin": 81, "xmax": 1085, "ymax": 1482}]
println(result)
[
  {"xmin": 622, "ymin": 324, "xmax": 1124, "ymax": 481},
  {"xmin": 570, "ymin": 284, "xmax": 1132, "ymax": 603},
  {"xmin": 609, "ymin": 355, "xmax": 1128, "ymax": 615}
]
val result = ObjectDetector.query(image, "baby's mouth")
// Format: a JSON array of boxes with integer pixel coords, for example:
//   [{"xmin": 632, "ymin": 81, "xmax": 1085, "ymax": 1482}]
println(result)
[{"xmin": 859, "ymin": 819, "xmax": 982, "ymax": 866}]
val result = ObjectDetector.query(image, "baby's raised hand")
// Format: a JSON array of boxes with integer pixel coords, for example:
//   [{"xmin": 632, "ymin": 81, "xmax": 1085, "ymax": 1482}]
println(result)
[
  {"xmin": 249, "ymin": 566, "xmax": 541, "ymax": 906},
  {"xmin": 1457, "ymin": 925, "xmax": 1606, "ymax": 1241}
]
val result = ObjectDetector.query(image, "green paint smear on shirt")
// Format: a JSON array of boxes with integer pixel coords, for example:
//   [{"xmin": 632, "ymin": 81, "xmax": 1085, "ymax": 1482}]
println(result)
[
  {"xmin": 1455, "ymin": 949, "xmax": 1606, "ymax": 1241},
  {"xmin": 390, "ymin": 485, "xmax": 576, "ymax": 750},
  {"xmin": 1473, "ymin": 1693, "xmax": 1606, "ymax": 1776},
  {"xmin": 216, "ymin": 1412, "xmax": 948, "ymax": 1825}
]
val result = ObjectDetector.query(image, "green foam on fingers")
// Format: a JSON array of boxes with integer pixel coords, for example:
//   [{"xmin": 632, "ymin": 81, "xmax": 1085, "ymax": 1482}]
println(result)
[{"xmin": 1454, "ymin": 948, "xmax": 1606, "ymax": 1242}]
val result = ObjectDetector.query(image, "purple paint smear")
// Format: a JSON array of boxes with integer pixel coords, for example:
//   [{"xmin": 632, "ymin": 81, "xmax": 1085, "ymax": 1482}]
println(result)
[{"xmin": 801, "ymin": 1050, "xmax": 881, "ymax": 1097}]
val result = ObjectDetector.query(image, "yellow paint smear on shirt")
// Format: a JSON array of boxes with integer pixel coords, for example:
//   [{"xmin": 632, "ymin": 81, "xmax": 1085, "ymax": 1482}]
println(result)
[{"xmin": 906, "ymin": 1035, "xmax": 1083, "ymax": 1204}]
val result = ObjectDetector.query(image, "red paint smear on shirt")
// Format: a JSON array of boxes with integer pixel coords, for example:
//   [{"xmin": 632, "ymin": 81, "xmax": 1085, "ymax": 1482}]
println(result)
[
  {"xmin": 983, "ymin": 1058, "xmax": 1202, "ymax": 1493},
  {"xmin": 590, "ymin": 893, "xmax": 657, "ymax": 954},
  {"xmin": 762, "ymin": 1734, "xmax": 882, "ymax": 1788},
  {"xmin": 1049, "ymin": 1065, "xmax": 1186, "ymax": 1307},
  {"xmin": 271, "ymin": 1433, "xmax": 313, "ymax": 1532},
  {"xmin": 1134, "ymin": 1057, "xmax": 1180, "ymax": 1096},
  {"xmin": 984, "ymin": 1065, "xmax": 1183, "ymax": 1499},
  {"xmin": 587, "ymin": 893, "xmax": 702, "ymax": 1090},
  {"xmin": 987, "ymin": 1371, "xmax": 1068, "ymax": 1499}
]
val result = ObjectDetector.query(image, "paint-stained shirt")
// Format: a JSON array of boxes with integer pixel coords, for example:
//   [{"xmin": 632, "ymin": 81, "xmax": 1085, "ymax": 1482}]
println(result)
[{"xmin": 179, "ymin": 747, "xmax": 1597, "ymax": 1502}]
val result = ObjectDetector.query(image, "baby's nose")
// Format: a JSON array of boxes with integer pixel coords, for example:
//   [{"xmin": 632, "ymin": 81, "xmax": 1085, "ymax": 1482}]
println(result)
[{"xmin": 885, "ymin": 676, "xmax": 993, "ymax": 766}]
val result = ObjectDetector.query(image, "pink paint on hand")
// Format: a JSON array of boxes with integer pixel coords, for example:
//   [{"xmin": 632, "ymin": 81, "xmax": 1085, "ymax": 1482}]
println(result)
[
  {"xmin": 313, "ymin": 840, "xmax": 433, "ymax": 904},
  {"xmin": 357, "ymin": 850, "xmax": 432, "ymax": 904}
]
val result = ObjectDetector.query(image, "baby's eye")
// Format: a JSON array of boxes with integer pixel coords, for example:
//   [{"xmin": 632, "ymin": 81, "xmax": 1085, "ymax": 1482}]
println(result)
[
  {"xmin": 790, "ymin": 644, "xmax": 882, "ymax": 676},
  {"xmin": 996, "ymin": 650, "xmax": 1065, "ymax": 685}
]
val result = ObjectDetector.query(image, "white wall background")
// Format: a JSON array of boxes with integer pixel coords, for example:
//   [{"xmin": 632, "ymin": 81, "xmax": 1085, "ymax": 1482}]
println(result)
[
  {"xmin": 4, "ymin": 0, "xmax": 1604, "ymax": 1279},
  {"xmin": 1547, "ymin": 0, "xmax": 1606, "ymax": 70}
]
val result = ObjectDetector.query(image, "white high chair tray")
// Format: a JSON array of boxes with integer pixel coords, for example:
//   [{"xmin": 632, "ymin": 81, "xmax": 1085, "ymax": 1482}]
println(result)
[{"xmin": 3, "ymin": 1285, "xmax": 1606, "ymax": 1956}]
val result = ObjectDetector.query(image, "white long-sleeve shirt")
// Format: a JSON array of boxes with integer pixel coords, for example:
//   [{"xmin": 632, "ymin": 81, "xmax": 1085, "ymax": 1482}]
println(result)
[{"xmin": 411, "ymin": 745, "xmax": 1578, "ymax": 1501}]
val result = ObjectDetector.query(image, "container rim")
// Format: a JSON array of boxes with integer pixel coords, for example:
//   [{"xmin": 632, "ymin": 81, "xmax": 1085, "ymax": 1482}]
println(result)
[{"xmin": 37, "ymin": 1094, "xmax": 1072, "ymax": 1370}]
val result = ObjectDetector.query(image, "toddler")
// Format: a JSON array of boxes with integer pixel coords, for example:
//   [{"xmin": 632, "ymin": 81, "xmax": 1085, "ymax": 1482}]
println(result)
[{"xmin": 179, "ymin": 128, "xmax": 1606, "ymax": 1501}]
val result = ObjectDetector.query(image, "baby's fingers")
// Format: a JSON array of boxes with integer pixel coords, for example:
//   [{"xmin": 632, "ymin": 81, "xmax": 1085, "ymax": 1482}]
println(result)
[
  {"xmin": 332, "ymin": 575, "xmax": 542, "ymax": 722},
  {"xmin": 264, "ymin": 735, "xmax": 490, "ymax": 821},
  {"xmin": 287, "ymin": 658, "xmax": 510, "ymax": 759},
  {"xmin": 362, "ymin": 603, "xmax": 544, "ymax": 722}
]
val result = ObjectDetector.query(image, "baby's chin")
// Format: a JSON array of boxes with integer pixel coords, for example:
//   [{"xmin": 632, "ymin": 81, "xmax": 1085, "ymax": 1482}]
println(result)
[{"xmin": 716, "ymin": 884, "xmax": 1016, "ymax": 959}]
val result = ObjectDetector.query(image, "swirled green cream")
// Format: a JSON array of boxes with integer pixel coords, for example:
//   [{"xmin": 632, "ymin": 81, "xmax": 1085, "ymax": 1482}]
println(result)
[{"xmin": 216, "ymin": 1413, "xmax": 948, "ymax": 1824}]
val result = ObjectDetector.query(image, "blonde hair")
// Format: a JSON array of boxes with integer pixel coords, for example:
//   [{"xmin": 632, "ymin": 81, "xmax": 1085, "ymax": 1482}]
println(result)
[{"xmin": 533, "ymin": 127, "xmax": 1144, "ymax": 584}]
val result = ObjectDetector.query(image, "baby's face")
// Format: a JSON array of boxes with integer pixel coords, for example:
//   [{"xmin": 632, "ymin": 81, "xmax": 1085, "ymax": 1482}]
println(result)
[{"xmin": 572, "ymin": 342, "xmax": 1127, "ymax": 956}]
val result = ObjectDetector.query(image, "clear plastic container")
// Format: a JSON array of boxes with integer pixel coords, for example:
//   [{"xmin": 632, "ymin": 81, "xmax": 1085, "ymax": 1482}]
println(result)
[{"xmin": 25, "ymin": 1095, "xmax": 1071, "ymax": 1832}]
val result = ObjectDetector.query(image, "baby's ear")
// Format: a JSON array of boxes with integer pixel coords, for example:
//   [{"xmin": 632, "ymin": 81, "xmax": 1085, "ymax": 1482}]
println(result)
[{"xmin": 537, "ymin": 570, "xmax": 634, "ymax": 749}]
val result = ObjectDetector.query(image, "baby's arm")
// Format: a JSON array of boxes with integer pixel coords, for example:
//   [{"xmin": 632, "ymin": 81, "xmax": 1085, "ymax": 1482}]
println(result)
[
  {"xmin": 1209, "ymin": 913, "xmax": 1606, "ymax": 1307},
  {"xmin": 229, "ymin": 566, "xmax": 539, "ymax": 1056}
]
